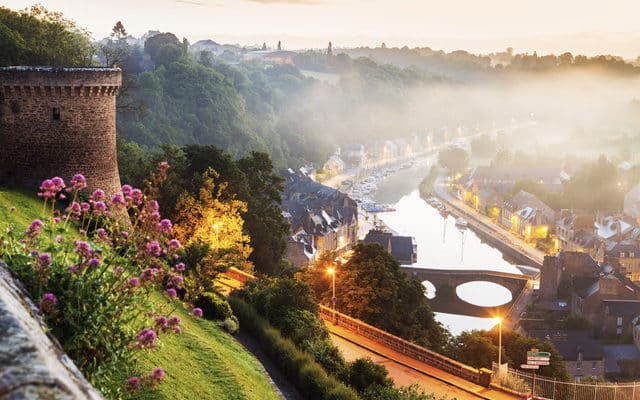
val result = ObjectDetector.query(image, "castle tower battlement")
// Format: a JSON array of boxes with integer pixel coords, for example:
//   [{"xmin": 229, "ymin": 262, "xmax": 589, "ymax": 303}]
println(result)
[{"xmin": 0, "ymin": 67, "xmax": 122, "ymax": 197}]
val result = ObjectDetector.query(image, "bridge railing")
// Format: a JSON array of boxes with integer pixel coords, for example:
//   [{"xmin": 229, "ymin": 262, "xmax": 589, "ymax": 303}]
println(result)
[{"xmin": 319, "ymin": 305, "xmax": 489, "ymax": 386}]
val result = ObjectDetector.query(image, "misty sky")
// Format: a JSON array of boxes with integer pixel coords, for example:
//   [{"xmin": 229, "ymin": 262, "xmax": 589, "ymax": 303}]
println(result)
[{"xmin": 5, "ymin": 0, "xmax": 640, "ymax": 56}]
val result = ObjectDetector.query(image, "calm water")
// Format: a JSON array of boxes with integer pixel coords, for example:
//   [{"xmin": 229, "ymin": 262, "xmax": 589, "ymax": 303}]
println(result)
[{"xmin": 372, "ymin": 160, "xmax": 516, "ymax": 334}]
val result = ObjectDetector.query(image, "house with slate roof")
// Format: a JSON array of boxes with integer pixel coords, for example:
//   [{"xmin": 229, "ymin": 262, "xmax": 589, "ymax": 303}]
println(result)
[
  {"xmin": 281, "ymin": 170, "xmax": 358, "ymax": 267},
  {"xmin": 501, "ymin": 190, "xmax": 555, "ymax": 243},
  {"xmin": 528, "ymin": 330, "xmax": 605, "ymax": 381},
  {"xmin": 362, "ymin": 229, "xmax": 417, "ymax": 264}
]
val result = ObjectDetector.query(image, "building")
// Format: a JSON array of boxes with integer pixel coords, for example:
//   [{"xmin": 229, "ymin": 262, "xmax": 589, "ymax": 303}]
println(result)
[
  {"xmin": 539, "ymin": 251, "xmax": 599, "ymax": 302},
  {"xmin": 605, "ymin": 241, "xmax": 640, "ymax": 282},
  {"xmin": 500, "ymin": 190, "xmax": 555, "ymax": 242},
  {"xmin": 0, "ymin": 67, "xmax": 122, "ymax": 197},
  {"xmin": 464, "ymin": 166, "xmax": 567, "ymax": 195},
  {"xmin": 556, "ymin": 211, "xmax": 596, "ymax": 253},
  {"xmin": 529, "ymin": 330, "xmax": 605, "ymax": 381},
  {"xmin": 362, "ymin": 229, "xmax": 417, "ymax": 264},
  {"xmin": 281, "ymin": 170, "xmax": 358, "ymax": 267}
]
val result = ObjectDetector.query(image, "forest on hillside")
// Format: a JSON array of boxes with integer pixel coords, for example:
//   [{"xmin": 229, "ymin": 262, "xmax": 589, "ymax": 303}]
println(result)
[{"xmin": 3, "ymin": 5, "xmax": 640, "ymax": 169}]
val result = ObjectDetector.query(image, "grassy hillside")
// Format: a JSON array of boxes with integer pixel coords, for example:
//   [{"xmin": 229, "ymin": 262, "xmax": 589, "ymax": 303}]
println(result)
[
  {"xmin": 0, "ymin": 187, "xmax": 42, "ymax": 231},
  {"xmin": 0, "ymin": 187, "xmax": 281, "ymax": 400},
  {"xmin": 133, "ymin": 294, "xmax": 281, "ymax": 400}
]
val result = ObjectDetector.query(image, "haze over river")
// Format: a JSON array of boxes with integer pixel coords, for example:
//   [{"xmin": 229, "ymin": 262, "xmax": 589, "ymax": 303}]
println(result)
[{"xmin": 371, "ymin": 158, "xmax": 519, "ymax": 335}]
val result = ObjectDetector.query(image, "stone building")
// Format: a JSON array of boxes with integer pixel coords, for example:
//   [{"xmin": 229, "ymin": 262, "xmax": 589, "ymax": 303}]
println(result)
[{"xmin": 0, "ymin": 67, "xmax": 122, "ymax": 197}]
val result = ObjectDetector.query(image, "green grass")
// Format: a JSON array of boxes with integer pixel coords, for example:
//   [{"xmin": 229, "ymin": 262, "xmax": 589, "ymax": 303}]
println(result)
[
  {"xmin": 0, "ymin": 187, "xmax": 43, "ymax": 231},
  {"xmin": 134, "ymin": 294, "xmax": 281, "ymax": 400}
]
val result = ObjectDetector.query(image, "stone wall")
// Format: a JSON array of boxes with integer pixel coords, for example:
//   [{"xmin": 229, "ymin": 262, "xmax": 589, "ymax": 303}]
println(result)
[
  {"xmin": 0, "ymin": 67, "xmax": 122, "ymax": 197},
  {"xmin": 0, "ymin": 259, "xmax": 103, "ymax": 400}
]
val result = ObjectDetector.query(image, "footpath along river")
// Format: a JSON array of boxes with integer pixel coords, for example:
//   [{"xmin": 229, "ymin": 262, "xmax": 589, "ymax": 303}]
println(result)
[{"xmin": 370, "ymin": 158, "xmax": 522, "ymax": 334}]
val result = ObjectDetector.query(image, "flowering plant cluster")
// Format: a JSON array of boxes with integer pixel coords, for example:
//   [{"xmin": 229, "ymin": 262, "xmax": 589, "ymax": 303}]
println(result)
[{"xmin": 0, "ymin": 167, "xmax": 187, "ymax": 398}]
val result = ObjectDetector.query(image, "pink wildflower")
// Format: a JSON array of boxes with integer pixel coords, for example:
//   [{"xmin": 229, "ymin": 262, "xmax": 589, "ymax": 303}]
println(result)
[
  {"xmin": 128, "ymin": 277, "xmax": 140, "ymax": 287},
  {"xmin": 39, "ymin": 293, "xmax": 57, "ymax": 314},
  {"xmin": 25, "ymin": 219, "xmax": 43, "ymax": 238},
  {"xmin": 165, "ymin": 288, "xmax": 177, "ymax": 300},
  {"xmin": 144, "ymin": 241, "xmax": 162, "ymax": 257},
  {"xmin": 158, "ymin": 161, "xmax": 170, "ymax": 170},
  {"xmin": 69, "ymin": 174, "xmax": 87, "ymax": 192},
  {"xmin": 152, "ymin": 367, "xmax": 165, "ymax": 382},
  {"xmin": 157, "ymin": 219, "xmax": 173, "ymax": 234},
  {"xmin": 155, "ymin": 316, "xmax": 168, "ymax": 330},
  {"xmin": 168, "ymin": 316, "xmax": 181, "ymax": 326},
  {"xmin": 124, "ymin": 376, "xmax": 141, "ymax": 392},
  {"xmin": 191, "ymin": 308, "xmax": 203, "ymax": 318},
  {"xmin": 136, "ymin": 328, "xmax": 157, "ymax": 348},
  {"xmin": 90, "ymin": 189, "xmax": 105, "ymax": 202},
  {"xmin": 175, "ymin": 262, "xmax": 185, "ymax": 272},
  {"xmin": 167, "ymin": 239, "xmax": 181, "ymax": 251}
]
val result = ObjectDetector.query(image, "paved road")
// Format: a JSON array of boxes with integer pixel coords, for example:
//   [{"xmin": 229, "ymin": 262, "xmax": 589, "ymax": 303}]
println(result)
[{"xmin": 327, "ymin": 323, "xmax": 520, "ymax": 400}]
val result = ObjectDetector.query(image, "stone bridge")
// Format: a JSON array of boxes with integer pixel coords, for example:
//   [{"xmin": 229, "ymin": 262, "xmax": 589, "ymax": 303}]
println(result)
[{"xmin": 400, "ymin": 265, "xmax": 539, "ymax": 317}]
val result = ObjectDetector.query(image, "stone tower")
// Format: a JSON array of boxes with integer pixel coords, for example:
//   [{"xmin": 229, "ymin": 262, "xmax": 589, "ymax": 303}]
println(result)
[{"xmin": 0, "ymin": 67, "xmax": 122, "ymax": 197}]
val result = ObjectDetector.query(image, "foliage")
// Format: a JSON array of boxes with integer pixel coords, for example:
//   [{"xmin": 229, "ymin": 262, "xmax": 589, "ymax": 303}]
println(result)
[
  {"xmin": 229, "ymin": 296, "xmax": 359, "ymax": 400},
  {"xmin": 0, "ymin": 5, "xmax": 94, "ymax": 66},
  {"xmin": 347, "ymin": 358, "xmax": 392, "ymax": 393},
  {"xmin": 173, "ymin": 168, "xmax": 252, "ymax": 275},
  {"xmin": 419, "ymin": 165, "xmax": 439, "ymax": 199},
  {"xmin": 447, "ymin": 330, "xmax": 498, "ymax": 369},
  {"xmin": 303, "ymin": 243, "xmax": 449, "ymax": 349},
  {"xmin": 361, "ymin": 384, "xmax": 439, "ymax": 400},
  {"xmin": 237, "ymin": 152, "xmax": 289, "ymax": 275},
  {"xmin": 438, "ymin": 146, "xmax": 469, "ymax": 177},
  {"xmin": 117, "ymin": 143, "xmax": 290, "ymax": 277},
  {"xmin": 448, "ymin": 327, "xmax": 569, "ymax": 381},
  {"xmin": 194, "ymin": 291, "xmax": 233, "ymax": 320},
  {"xmin": 0, "ymin": 172, "xmax": 186, "ymax": 397}
]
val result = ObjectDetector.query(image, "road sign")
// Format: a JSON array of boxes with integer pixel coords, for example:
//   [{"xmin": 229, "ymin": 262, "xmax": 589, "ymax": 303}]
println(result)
[
  {"xmin": 527, "ymin": 356, "xmax": 551, "ymax": 361},
  {"xmin": 527, "ymin": 351, "xmax": 551, "ymax": 357},
  {"xmin": 521, "ymin": 364, "xmax": 539, "ymax": 370},
  {"xmin": 526, "ymin": 360, "xmax": 550, "ymax": 366}
]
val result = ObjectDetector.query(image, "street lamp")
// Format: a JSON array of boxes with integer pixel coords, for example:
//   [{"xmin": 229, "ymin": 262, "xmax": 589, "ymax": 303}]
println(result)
[
  {"xmin": 213, "ymin": 222, "xmax": 222, "ymax": 250},
  {"xmin": 495, "ymin": 317, "xmax": 503, "ymax": 368},
  {"xmin": 327, "ymin": 267, "xmax": 336, "ymax": 323}
]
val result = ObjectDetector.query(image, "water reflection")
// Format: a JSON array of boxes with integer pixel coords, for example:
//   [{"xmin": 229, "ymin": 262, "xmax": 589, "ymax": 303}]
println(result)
[
  {"xmin": 374, "ymin": 189, "xmax": 521, "ymax": 334},
  {"xmin": 422, "ymin": 281, "xmax": 436, "ymax": 300},
  {"xmin": 456, "ymin": 281, "xmax": 512, "ymax": 307}
]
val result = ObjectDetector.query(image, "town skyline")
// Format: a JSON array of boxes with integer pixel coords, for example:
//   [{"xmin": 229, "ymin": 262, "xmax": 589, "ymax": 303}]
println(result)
[{"xmin": 5, "ymin": 0, "xmax": 640, "ymax": 57}]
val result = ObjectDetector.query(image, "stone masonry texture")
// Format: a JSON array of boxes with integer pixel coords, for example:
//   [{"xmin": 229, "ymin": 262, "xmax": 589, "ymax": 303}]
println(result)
[
  {"xmin": 0, "ymin": 259, "xmax": 103, "ymax": 400},
  {"xmin": 0, "ymin": 67, "xmax": 122, "ymax": 198}
]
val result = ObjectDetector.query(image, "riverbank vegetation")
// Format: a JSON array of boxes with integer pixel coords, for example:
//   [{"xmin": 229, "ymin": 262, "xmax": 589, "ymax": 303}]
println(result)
[{"xmin": 419, "ymin": 165, "xmax": 439, "ymax": 199}]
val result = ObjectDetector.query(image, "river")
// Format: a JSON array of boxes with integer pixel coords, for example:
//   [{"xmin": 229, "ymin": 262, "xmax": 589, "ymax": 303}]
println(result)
[{"xmin": 371, "ymin": 158, "xmax": 517, "ymax": 335}]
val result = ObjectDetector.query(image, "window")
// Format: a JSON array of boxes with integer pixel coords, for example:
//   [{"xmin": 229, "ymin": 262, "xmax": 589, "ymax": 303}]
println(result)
[
  {"xmin": 621, "ymin": 252, "xmax": 625, "ymax": 258},
  {"xmin": 617, "ymin": 317, "xmax": 623, "ymax": 326},
  {"xmin": 577, "ymin": 361, "xmax": 582, "ymax": 370},
  {"xmin": 592, "ymin": 362, "xmax": 597, "ymax": 370},
  {"xmin": 617, "ymin": 327, "xmax": 623, "ymax": 335},
  {"xmin": 631, "ymin": 252, "xmax": 635, "ymax": 258},
  {"xmin": 52, "ymin": 107, "xmax": 60, "ymax": 120}
]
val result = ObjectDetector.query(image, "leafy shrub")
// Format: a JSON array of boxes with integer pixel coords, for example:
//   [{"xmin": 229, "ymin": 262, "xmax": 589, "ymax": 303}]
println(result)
[
  {"xmin": 229, "ymin": 296, "xmax": 358, "ymax": 400},
  {"xmin": 348, "ymin": 358, "xmax": 392, "ymax": 393},
  {"xmin": 223, "ymin": 317, "xmax": 239, "ymax": 334},
  {"xmin": 0, "ymin": 167, "xmax": 187, "ymax": 397},
  {"xmin": 195, "ymin": 291, "xmax": 233, "ymax": 320}
]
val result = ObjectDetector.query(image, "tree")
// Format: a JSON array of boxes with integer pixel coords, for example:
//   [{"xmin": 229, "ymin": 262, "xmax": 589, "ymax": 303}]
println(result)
[
  {"xmin": 327, "ymin": 41, "xmax": 332, "ymax": 55},
  {"xmin": 262, "ymin": 42, "xmax": 266, "ymax": 51},
  {"xmin": 438, "ymin": 146, "xmax": 469, "ymax": 177},
  {"xmin": 101, "ymin": 21, "xmax": 131, "ymax": 67},
  {"xmin": 277, "ymin": 40, "xmax": 281, "ymax": 51},
  {"xmin": 144, "ymin": 32, "xmax": 181, "ymax": 66},
  {"xmin": 304, "ymin": 243, "xmax": 448, "ymax": 348},
  {"xmin": 237, "ymin": 152, "xmax": 289, "ymax": 275},
  {"xmin": 0, "ymin": 5, "xmax": 94, "ymax": 66},
  {"xmin": 173, "ymin": 169, "xmax": 253, "ymax": 297}
]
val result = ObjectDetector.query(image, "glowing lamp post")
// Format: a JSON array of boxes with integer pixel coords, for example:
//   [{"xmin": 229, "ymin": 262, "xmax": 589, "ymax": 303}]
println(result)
[
  {"xmin": 213, "ymin": 222, "xmax": 223, "ymax": 250},
  {"xmin": 327, "ymin": 266, "xmax": 336, "ymax": 323},
  {"xmin": 495, "ymin": 316, "xmax": 503, "ymax": 371}
]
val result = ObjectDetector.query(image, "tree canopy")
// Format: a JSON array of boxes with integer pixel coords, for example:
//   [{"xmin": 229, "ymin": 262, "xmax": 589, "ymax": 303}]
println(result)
[{"xmin": 0, "ymin": 5, "xmax": 94, "ymax": 66}]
